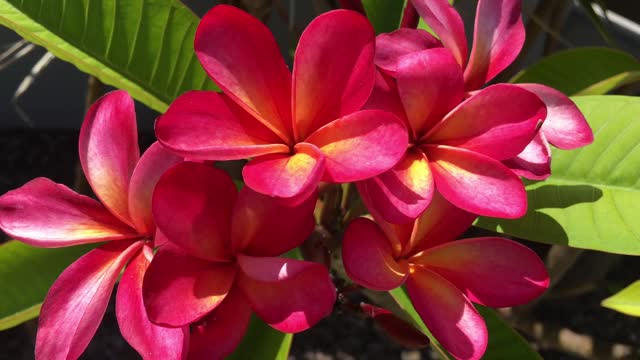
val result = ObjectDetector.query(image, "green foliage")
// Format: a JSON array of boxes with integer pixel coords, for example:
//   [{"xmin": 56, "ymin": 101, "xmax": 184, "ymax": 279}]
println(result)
[
  {"xmin": 0, "ymin": 0, "xmax": 218, "ymax": 112},
  {"xmin": 361, "ymin": 0, "xmax": 407, "ymax": 34},
  {"xmin": 389, "ymin": 287, "xmax": 540, "ymax": 360},
  {"xmin": 0, "ymin": 240, "xmax": 96, "ymax": 330},
  {"xmin": 511, "ymin": 47, "xmax": 640, "ymax": 96},
  {"xmin": 477, "ymin": 96, "xmax": 640, "ymax": 255},
  {"xmin": 602, "ymin": 280, "xmax": 640, "ymax": 317},
  {"xmin": 227, "ymin": 315, "xmax": 293, "ymax": 360}
]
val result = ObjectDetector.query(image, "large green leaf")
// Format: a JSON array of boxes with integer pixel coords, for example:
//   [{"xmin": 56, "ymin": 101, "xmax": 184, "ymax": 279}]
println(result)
[
  {"xmin": 0, "ymin": 240, "xmax": 96, "ymax": 330},
  {"xmin": 227, "ymin": 315, "xmax": 292, "ymax": 360},
  {"xmin": 477, "ymin": 96, "xmax": 640, "ymax": 255},
  {"xmin": 601, "ymin": 280, "xmax": 640, "ymax": 317},
  {"xmin": 510, "ymin": 47, "xmax": 640, "ymax": 96},
  {"xmin": 0, "ymin": 0, "xmax": 218, "ymax": 112},
  {"xmin": 362, "ymin": 0, "xmax": 407, "ymax": 34},
  {"xmin": 389, "ymin": 288, "xmax": 540, "ymax": 360}
]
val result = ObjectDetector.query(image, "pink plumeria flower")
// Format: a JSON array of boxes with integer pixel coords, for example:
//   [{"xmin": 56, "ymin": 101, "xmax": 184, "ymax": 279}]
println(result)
[
  {"xmin": 155, "ymin": 5, "xmax": 408, "ymax": 202},
  {"xmin": 343, "ymin": 191, "xmax": 549, "ymax": 360},
  {"xmin": 142, "ymin": 161, "xmax": 336, "ymax": 359},
  {"xmin": 358, "ymin": 48, "xmax": 547, "ymax": 223},
  {"xmin": 0, "ymin": 91, "xmax": 185, "ymax": 360},
  {"xmin": 375, "ymin": 0, "xmax": 594, "ymax": 180}
]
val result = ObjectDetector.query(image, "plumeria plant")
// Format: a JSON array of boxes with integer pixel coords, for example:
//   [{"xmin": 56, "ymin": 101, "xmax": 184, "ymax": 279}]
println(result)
[{"xmin": 1, "ymin": 0, "xmax": 639, "ymax": 359}]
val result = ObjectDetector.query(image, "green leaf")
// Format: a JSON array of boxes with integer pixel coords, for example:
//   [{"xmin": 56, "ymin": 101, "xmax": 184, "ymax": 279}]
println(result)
[
  {"xmin": 226, "ymin": 315, "xmax": 293, "ymax": 360},
  {"xmin": 362, "ymin": 0, "xmax": 406, "ymax": 34},
  {"xmin": 389, "ymin": 288, "xmax": 540, "ymax": 360},
  {"xmin": 510, "ymin": 47, "xmax": 640, "ymax": 96},
  {"xmin": 476, "ymin": 306, "xmax": 541, "ymax": 360},
  {"xmin": 601, "ymin": 280, "xmax": 640, "ymax": 317},
  {"xmin": 476, "ymin": 95, "xmax": 640, "ymax": 255},
  {"xmin": 0, "ymin": 0, "xmax": 218, "ymax": 113},
  {"xmin": 0, "ymin": 240, "xmax": 96, "ymax": 330}
]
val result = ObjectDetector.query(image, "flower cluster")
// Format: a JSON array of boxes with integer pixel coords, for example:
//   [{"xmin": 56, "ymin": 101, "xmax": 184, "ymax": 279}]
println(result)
[{"xmin": 0, "ymin": 1, "xmax": 594, "ymax": 360}]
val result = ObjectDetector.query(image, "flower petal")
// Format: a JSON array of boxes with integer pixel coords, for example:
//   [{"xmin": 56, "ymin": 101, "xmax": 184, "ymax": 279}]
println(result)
[
  {"xmin": 425, "ymin": 84, "xmax": 546, "ymax": 161},
  {"xmin": 464, "ymin": 0, "xmax": 524, "ymax": 89},
  {"xmin": 517, "ymin": 83, "xmax": 594, "ymax": 149},
  {"xmin": 412, "ymin": 0, "xmax": 468, "ymax": 68},
  {"xmin": 503, "ymin": 132, "xmax": 552, "ymax": 180},
  {"xmin": 0, "ymin": 178, "xmax": 138, "ymax": 247},
  {"xmin": 188, "ymin": 286, "xmax": 252, "ymax": 360},
  {"xmin": 396, "ymin": 48, "xmax": 464, "ymax": 137},
  {"xmin": 243, "ymin": 142, "xmax": 325, "ymax": 199},
  {"xmin": 306, "ymin": 110, "xmax": 408, "ymax": 182},
  {"xmin": 116, "ymin": 247, "xmax": 188, "ymax": 360},
  {"xmin": 404, "ymin": 191, "xmax": 477, "ymax": 256},
  {"xmin": 155, "ymin": 91, "xmax": 288, "ymax": 160},
  {"xmin": 231, "ymin": 186, "xmax": 316, "ymax": 256},
  {"xmin": 406, "ymin": 267, "xmax": 487, "ymax": 360},
  {"xmin": 374, "ymin": 28, "xmax": 441, "ymax": 76},
  {"xmin": 414, "ymin": 237, "xmax": 549, "ymax": 307},
  {"xmin": 142, "ymin": 246, "xmax": 236, "ymax": 327},
  {"xmin": 342, "ymin": 217, "xmax": 409, "ymax": 291},
  {"xmin": 195, "ymin": 5, "xmax": 292, "ymax": 142},
  {"xmin": 79, "ymin": 90, "xmax": 139, "ymax": 226},
  {"xmin": 293, "ymin": 10, "xmax": 375, "ymax": 139},
  {"xmin": 426, "ymin": 145, "xmax": 527, "ymax": 218},
  {"xmin": 152, "ymin": 162, "xmax": 235, "ymax": 261},
  {"xmin": 363, "ymin": 70, "xmax": 407, "ymax": 124},
  {"xmin": 358, "ymin": 149, "xmax": 434, "ymax": 224},
  {"xmin": 236, "ymin": 254, "xmax": 336, "ymax": 333},
  {"xmin": 35, "ymin": 241, "xmax": 143, "ymax": 360},
  {"xmin": 128, "ymin": 142, "xmax": 182, "ymax": 236}
]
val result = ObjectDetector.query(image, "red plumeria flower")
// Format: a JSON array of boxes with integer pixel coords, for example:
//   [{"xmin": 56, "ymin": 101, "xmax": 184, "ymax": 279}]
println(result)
[
  {"xmin": 0, "ymin": 91, "xmax": 185, "ymax": 360},
  {"xmin": 143, "ymin": 161, "xmax": 336, "ymax": 359},
  {"xmin": 375, "ymin": 0, "xmax": 593, "ymax": 180},
  {"xmin": 155, "ymin": 5, "xmax": 408, "ymax": 202},
  {"xmin": 358, "ymin": 49, "xmax": 546, "ymax": 223},
  {"xmin": 343, "ymin": 191, "xmax": 549, "ymax": 360}
]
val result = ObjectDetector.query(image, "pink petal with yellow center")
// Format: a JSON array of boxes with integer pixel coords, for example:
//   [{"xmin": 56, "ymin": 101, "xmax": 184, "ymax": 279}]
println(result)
[
  {"xmin": 292, "ymin": 10, "xmax": 375, "ymax": 139},
  {"xmin": 243, "ymin": 142, "xmax": 325, "ymax": 199},
  {"xmin": 517, "ymin": 83, "xmax": 594, "ymax": 149},
  {"xmin": 155, "ymin": 91, "xmax": 288, "ymax": 161},
  {"xmin": 414, "ymin": 237, "xmax": 549, "ymax": 307},
  {"xmin": 231, "ymin": 186, "xmax": 316, "ymax": 256},
  {"xmin": 306, "ymin": 110, "xmax": 408, "ymax": 182},
  {"xmin": 396, "ymin": 48, "xmax": 464, "ymax": 136},
  {"xmin": 152, "ymin": 162, "xmax": 235, "ymax": 261},
  {"xmin": 128, "ymin": 142, "xmax": 182, "ymax": 236},
  {"xmin": 188, "ymin": 286, "xmax": 252, "ymax": 360},
  {"xmin": 426, "ymin": 145, "xmax": 527, "ymax": 218},
  {"xmin": 116, "ymin": 247, "xmax": 188, "ymax": 360},
  {"xmin": 406, "ymin": 267, "xmax": 488, "ymax": 360},
  {"xmin": 403, "ymin": 191, "xmax": 477, "ymax": 256},
  {"xmin": 195, "ymin": 5, "xmax": 292, "ymax": 142},
  {"xmin": 236, "ymin": 254, "xmax": 336, "ymax": 333},
  {"xmin": 342, "ymin": 217, "xmax": 409, "ymax": 291},
  {"xmin": 375, "ymin": 28, "xmax": 441, "ymax": 77},
  {"xmin": 0, "ymin": 178, "xmax": 138, "ymax": 247},
  {"xmin": 358, "ymin": 149, "xmax": 434, "ymax": 224},
  {"xmin": 142, "ymin": 246, "xmax": 236, "ymax": 327},
  {"xmin": 79, "ymin": 90, "xmax": 139, "ymax": 227},
  {"xmin": 412, "ymin": 0, "xmax": 468, "ymax": 68},
  {"xmin": 464, "ymin": 0, "xmax": 524, "ymax": 90},
  {"xmin": 425, "ymin": 84, "xmax": 546, "ymax": 161},
  {"xmin": 503, "ymin": 132, "xmax": 552, "ymax": 180},
  {"xmin": 356, "ymin": 182, "xmax": 413, "ymax": 255},
  {"xmin": 35, "ymin": 240, "xmax": 143, "ymax": 360}
]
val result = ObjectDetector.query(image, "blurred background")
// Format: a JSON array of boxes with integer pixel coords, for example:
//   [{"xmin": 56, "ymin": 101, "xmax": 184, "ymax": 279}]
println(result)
[{"xmin": 1, "ymin": 0, "xmax": 639, "ymax": 359}]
